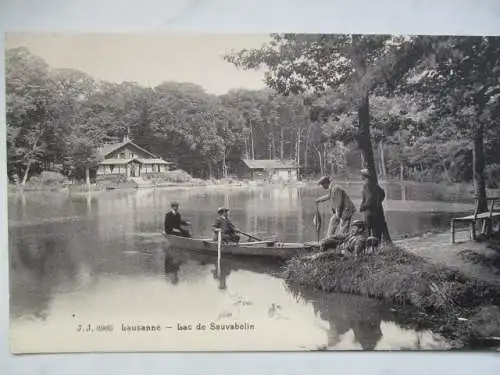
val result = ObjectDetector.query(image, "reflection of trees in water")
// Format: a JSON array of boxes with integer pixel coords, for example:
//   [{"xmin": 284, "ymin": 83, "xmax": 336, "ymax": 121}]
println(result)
[
  {"xmin": 10, "ymin": 230, "xmax": 77, "ymax": 321},
  {"xmin": 240, "ymin": 187, "xmax": 306, "ymax": 242},
  {"xmin": 286, "ymin": 284, "xmax": 446, "ymax": 350},
  {"xmin": 287, "ymin": 285, "xmax": 383, "ymax": 350}
]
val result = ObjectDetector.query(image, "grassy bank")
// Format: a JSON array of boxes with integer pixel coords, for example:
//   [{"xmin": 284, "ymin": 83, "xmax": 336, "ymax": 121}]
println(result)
[{"xmin": 282, "ymin": 245, "xmax": 500, "ymax": 346}]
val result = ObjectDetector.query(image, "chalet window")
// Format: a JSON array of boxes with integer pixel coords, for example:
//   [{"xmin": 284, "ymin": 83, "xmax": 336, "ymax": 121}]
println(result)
[
  {"xmin": 120, "ymin": 153, "xmax": 125, "ymax": 159},
  {"xmin": 110, "ymin": 165, "xmax": 114, "ymax": 173}
]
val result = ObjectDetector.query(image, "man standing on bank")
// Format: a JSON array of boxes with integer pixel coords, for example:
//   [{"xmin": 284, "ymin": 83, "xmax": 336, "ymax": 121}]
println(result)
[
  {"xmin": 315, "ymin": 176, "xmax": 357, "ymax": 238},
  {"xmin": 164, "ymin": 202, "xmax": 191, "ymax": 237},
  {"xmin": 359, "ymin": 169, "xmax": 386, "ymax": 242}
]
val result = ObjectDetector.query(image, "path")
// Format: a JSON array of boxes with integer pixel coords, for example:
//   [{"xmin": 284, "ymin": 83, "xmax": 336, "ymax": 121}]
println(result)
[{"xmin": 396, "ymin": 230, "xmax": 500, "ymax": 286}]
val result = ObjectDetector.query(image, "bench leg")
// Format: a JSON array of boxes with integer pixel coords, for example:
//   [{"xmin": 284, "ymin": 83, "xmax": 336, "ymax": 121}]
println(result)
[
  {"xmin": 470, "ymin": 221, "xmax": 476, "ymax": 241},
  {"xmin": 451, "ymin": 220, "xmax": 455, "ymax": 244},
  {"xmin": 484, "ymin": 219, "xmax": 492, "ymax": 237}
]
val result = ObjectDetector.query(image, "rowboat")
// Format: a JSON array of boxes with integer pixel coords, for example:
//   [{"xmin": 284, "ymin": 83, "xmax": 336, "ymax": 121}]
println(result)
[{"xmin": 163, "ymin": 233, "xmax": 314, "ymax": 260}]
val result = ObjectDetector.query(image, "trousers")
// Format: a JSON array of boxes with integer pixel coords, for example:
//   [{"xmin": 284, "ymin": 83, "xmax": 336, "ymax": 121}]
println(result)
[{"xmin": 364, "ymin": 212, "xmax": 382, "ymax": 241}]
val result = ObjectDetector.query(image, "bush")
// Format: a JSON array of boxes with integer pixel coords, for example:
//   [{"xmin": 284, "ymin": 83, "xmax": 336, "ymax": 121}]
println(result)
[
  {"xmin": 95, "ymin": 175, "xmax": 128, "ymax": 184},
  {"xmin": 282, "ymin": 245, "xmax": 500, "ymax": 314},
  {"xmin": 162, "ymin": 169, "xmax": 193, "ymax": 183},
  {"xmin": 27, "ymin": 171, "xmax": 66, "ymax": 186}
]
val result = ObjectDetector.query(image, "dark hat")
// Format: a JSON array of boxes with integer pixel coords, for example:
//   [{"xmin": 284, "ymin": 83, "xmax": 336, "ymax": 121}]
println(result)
[
  {"xmin": 171, "ymin": 202, "xmax": 179, "ymax": 208},
  {"xmin": 217, "ymin": 207, "xmax": 229, "ymax": 214},
  {"xmin": 352, "ymin": 219, "xmax": 366, "ymax": 228},
  {"xmin": 318, "ymin": 176, "xmax": 330, "ymax": 185},
  {"xmin": 360, "ymin": 169, "xmax": 370, "ymax": 178}
]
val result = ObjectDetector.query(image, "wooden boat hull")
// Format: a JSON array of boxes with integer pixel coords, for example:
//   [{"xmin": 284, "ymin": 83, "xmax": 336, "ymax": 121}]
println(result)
[{"xmin": 163, "ymin": 233, "xmax": 311, "ymax": 260}]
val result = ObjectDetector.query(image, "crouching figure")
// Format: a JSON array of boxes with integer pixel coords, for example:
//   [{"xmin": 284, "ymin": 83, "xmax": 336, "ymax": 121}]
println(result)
[{"xmin": 319, "ymin": 219, "xmax": 379, "ymax": 257}]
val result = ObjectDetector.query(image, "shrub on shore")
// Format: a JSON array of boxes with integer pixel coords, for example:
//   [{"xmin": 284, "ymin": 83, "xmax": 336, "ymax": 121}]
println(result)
[
  {"xmin": 160, "ymin": 169, "xmax": 193, "ymax": 183},
  {"xmin": 21, "ymin": 171, "xmax": 67, "ymax": 191}
]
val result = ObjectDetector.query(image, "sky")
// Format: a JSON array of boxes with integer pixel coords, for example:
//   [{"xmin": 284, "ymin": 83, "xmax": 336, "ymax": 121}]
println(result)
[{"xmin": 5, "ymin": 33, "xmax": 270, "ymax": 95}]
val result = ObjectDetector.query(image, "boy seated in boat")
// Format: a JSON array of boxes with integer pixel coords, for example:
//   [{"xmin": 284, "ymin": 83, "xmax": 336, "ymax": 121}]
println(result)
[
  {"xmin": 164, "ymin": 202, "xmax": 191, "ymax": 237},
  {"xmin": 212, "ymin": 207, "xmax": 240, "ymax": 243}
]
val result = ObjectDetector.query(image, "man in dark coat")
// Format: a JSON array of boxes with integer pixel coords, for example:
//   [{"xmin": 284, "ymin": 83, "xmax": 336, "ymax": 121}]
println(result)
[
  {"xmin": 212, "ymin": 207, "xmax": 240, "ymax": 243},
  {"xmin": 164, "ymin": 202, "xmax": 191, "ymax": 237},
  {"xmin": 359, "ymin": 169, "xmax": 386, "ymax": 241}
]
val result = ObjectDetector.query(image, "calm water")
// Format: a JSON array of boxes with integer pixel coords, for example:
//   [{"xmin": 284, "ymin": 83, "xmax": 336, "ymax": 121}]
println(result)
[{"xmin": 8, "ymin": 182, "xmax": 475, "ymax": 352}]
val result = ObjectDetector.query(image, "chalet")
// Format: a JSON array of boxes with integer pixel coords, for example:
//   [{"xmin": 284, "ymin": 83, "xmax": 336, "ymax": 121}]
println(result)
[
  {"xmin": 238, "ymin": 159, "xmax": 299, "ymax": 182},
  {"xmin": 96, "ymin": 135, "xmax": 172, "ymax": 177}
]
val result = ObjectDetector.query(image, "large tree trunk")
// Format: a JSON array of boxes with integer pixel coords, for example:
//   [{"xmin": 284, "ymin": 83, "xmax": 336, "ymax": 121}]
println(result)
[
  {"xmin": 473, "ymin": 123, "xmax": 487, "ymax": 212},
  {"xmin": 85, "ymin": 166, "xmax": 91, "ymax": 192},
  {"xmin": 271, "ymin": 120, "xmax": 276, "ymax": 159},
  {"xmin": 222, "ymin": 146, "xmax": 228, "ymax": 178},
  {"xmin": 211, "ymin": 163, "xmax": 214, "ymax": 179},
  {"xmin": 21, "ymin": 163, "xmax": 31, "ymax": 187},
  {"xmin": 304, "ymin": 121, "xmax": 313, "ymax": 173},
  {"xmin": 357, "ymin": 94, "xmax": 392, "ymax": 243},
  {"xmin": 295, "ymin": 129, "xmax": 301, "ymax": 165},
  {"xmin": 379, "ymin": 141, "xmax": 386, "ymax": 180},
  {"xmin": 280, "ymin": 127, "xmax": 284, "ymax": 160},
  {"xmin": 244, "ymin": 137, "xmax": 249, "ymax": 159},
  {"xmin": 316, "ymin": 148, "xmax": 324, "ymax": 176},
  {"xmin": 357, "ymin": 95, "xmax": 377, "ymax": 180},
  {"xmin": 21, "ymin": 134, "xmax": 41, "ymax": 187},
  {"xmin": 250, "ymin": 123, "xmax": 255, "ymax": 160},
  {"xmin": 400, "ymin": 162, "xmax": 406, "ymax": 201}
]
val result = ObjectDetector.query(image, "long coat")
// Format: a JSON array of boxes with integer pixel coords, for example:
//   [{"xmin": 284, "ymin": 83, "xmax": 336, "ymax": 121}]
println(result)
[{"xmin": 164, "ymin": 211, "xmax": 189, "ymax": 234}]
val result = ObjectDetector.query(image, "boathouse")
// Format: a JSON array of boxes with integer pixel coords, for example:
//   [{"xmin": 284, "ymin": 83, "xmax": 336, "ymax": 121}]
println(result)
[
  {"xmin": 238, "ymin": 159, "xmax": 299, "ymax": 182},
  {"xmin": 96, "ymin": 135, "xmax": 172, "ymax": 177}
]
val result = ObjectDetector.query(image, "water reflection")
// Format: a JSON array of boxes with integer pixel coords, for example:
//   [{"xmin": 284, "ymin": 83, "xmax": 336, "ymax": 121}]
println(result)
[
  {"xmin": 162, "ymin": 245, "xmax": 449, "ymax": 351},
  {"xmin": 286, "ymin": 286, "xmax": 449, "ymax": 350},
  {"xmin": 8, "ymin": 184, "xmax": 471, "ymax": 352}
]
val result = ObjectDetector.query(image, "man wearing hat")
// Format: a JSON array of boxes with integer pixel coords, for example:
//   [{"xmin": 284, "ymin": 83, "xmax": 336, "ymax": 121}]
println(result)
[
  {"xmin": 164, "ymin": 202, "xmax": 191, "ymax": 237},
  {"xmin": 317, "ymin": 219, "xmax": 377, "ymax": 256},
  {"xmin": 212, "ymin": 207, "xmax": 240, "ymax": 243},
  {"xmin": 340, "ymin": 219, "xmax": 370, "ymax": 256},
  {"xmin": 315, "ymin": 175, "xmax": 356, "ymax": 239},
  {"xmin": 359, "ymin": 168, "xmax": 386, "ymax": 241}
]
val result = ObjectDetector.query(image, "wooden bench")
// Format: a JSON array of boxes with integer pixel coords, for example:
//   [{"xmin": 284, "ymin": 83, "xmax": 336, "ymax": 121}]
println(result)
[{"xmin": 451, "ymin": 196, "xmax": 500, "ymax": 243}]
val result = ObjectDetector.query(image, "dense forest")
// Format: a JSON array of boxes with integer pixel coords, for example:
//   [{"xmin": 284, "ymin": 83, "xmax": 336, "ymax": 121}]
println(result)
[{"xmin": 5, "ymin": 35, "xmax": 500, "ymax": 193}]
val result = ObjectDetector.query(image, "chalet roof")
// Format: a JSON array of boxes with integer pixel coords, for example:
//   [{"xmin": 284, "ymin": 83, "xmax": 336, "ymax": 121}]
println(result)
[
  {"xmin": 242, "ymin": 159, "xmax": 298, "ymax": 170},
  {"xmin": 98, "ymin": 140, "xmax": 157, "ymax": 158},
  {"xmin": 98, "ymin": 158, "xmax": 172, "ymax": 166}
]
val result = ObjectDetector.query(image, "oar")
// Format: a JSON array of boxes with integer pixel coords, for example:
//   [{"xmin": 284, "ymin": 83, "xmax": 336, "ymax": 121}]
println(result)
[{"xmin": 236, "ymin": 229, "xmax": 262, "ymax": 242}]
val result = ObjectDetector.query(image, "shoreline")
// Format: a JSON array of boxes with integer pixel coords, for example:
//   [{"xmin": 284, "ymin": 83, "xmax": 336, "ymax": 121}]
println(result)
[
  {"xmin": 6, "ymin": 180, "xmax": 309, "ymax": 196},
  {"xmin": 282, "ymin": 237, "xmax": 500, "ymax": 349},
  {"xmin": 8, "ymin": 178, "xmax": 499, "ymax": 196}
]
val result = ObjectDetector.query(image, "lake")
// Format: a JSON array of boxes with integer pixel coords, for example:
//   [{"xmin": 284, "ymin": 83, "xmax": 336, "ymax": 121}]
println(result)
[{"xmin": 8, "ymin": 182, "xmax": 475, "ymax": 352}]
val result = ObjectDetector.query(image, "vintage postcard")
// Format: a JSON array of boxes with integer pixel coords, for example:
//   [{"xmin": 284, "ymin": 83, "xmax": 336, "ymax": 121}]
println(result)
[{"xmin": 6, "ymin": 32, "xmax": 500, "ymax": 353}]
